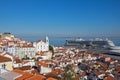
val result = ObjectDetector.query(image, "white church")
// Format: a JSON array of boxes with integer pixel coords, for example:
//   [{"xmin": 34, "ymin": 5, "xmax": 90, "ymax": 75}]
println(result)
[{"xmin": 33, "ymin": 36, "xmax": 49, "ymax": 52}]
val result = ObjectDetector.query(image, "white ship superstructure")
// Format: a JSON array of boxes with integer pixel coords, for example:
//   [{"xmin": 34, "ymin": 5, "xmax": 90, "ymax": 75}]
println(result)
[{"xmin": 65, "ymin": 38, "xmax": 120, "ymax": 53}]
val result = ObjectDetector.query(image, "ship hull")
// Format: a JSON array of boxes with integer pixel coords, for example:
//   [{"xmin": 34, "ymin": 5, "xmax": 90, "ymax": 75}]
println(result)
[{"xmin": 64, "ymin": 39, "xmax": 120, "ymax": 54}]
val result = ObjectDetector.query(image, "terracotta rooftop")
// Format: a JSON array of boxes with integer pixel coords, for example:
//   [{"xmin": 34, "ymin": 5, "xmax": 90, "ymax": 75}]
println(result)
[
  {"xmin": 0, "ymin": 55, "xmax": 11, "ymax": 62},
  {"xmin": 13, "ymin": 69, "xmax": 33, "ymax": 80},
  {"xmin": 46, "ymin": 77, "xmax": 57, "ymax": 80},
  {"xmin": 14, "ymin": 57, "xmax": 22, "ymax": 63},
  {"xmin": 1, "ymin": 43, "xmax": 7, "ymax": 46},
  {"xmin": 25, "ymin": 74, "xmax": 46, "ymax": 80},
  {"xmin": 13, "ymin": 69, "xmax": 47, "ymax": 80},
  {"xmin": 103, "ymin": 75, "xmax": 116, "ymax": 80},
  {"xmin": 13, "ymin": 69, "xmax": 25, "ymax": 74},
  {"xmin": 14, "ymin": 66, "xmax": 31, "ymax": 70}
]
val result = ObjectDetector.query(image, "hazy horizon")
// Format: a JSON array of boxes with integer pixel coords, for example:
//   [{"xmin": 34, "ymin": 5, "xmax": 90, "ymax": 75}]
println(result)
[{"xmin": 14, "ymin": 33, "xmax": 120, "ymax": 38}]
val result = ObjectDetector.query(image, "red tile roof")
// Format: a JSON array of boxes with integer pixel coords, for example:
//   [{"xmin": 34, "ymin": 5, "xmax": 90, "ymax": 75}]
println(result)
[
  {"xmin": 13, "ymin": 69, "xmax": 33, "ymax": 80},
  {"xmin": 0, "ymin": 55, "xmax": 11, "ymax": 62},
  {"xmin": 13, "ymin": 69, "xmax": 25, "ymax": 74},
  {"xmin": 13, "ymin": 69, "xmax": 47, "ymax": 80},
  {"xmin": 47, "ymin": 77, "xmax": 57, "ymax": 80},
  {"xmin": 103, "ymin": 75, "xmax": 116, "ymax": 80},
  {"xmin": 25, "ymin": 74, "xmax": 46, "ymax": 80},
  {"xmin": 14, "ymin": 57, "xmax": 22, "ymax": 63},
  {"xmin": 14, "ymin": 66, "xmax": 31, "ymax": 70}
]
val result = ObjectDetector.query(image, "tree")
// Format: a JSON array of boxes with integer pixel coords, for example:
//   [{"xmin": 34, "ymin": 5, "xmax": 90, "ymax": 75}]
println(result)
[
  {"xmin": 49, "ymin": 45, "xmax": 54, "ymax": 55},
  {"xmin": 49, "ymin": 45, "xmax": 53, "ymax": 51},
  {"xmin": 62, "ymin": 65, "xmax": 78, "ymax": 80},
  {"xmin": 22, "ymin": 55, "xmax": 29, "ymax": 60}
]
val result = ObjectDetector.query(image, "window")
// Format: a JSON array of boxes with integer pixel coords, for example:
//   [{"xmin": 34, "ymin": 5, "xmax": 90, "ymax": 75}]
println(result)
[{"xmin": 2, "ymin": 63, "xmax": 6, "ymax": 69}]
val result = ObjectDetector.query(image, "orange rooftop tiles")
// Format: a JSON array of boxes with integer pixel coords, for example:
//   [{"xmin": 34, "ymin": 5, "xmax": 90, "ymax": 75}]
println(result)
[
  {"xmin": 47, "ymin": 77, "xmax": 57, "ymax": 80},
  {"xmin": 103, "ymin": 75, "xmax": 116, "ymax": 80},
  {"xmin": 13, "ymin": 69, "xmax": 33, "ymax": 80},
  {"xmin": 25, "ymin": 74, "xmax": 46, "ymax": 80},
  {"xmin": 0, "ymin": 55, "xmax": 11, "ymax": 62},
  {"xmin": 14, "ymin": 57, "xmax": 22, "ymax": 63}
]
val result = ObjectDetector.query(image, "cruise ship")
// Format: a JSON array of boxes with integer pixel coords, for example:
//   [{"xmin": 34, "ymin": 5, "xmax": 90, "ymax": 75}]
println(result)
[{"xmin": 64, "ymin": 38, "xmax": 120, "ymax": 53}]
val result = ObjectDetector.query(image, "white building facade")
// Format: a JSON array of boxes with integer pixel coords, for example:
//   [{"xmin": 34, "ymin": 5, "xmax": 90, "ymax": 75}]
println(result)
[
  {"xmin": 33, "ymin": 36, "xmax": 49, "ymax": 52},
  {"xmin": 6, "ymin": 36, "xmax": 49, "ymax": 59},
  {"xmin": 7, "ymin": 46, "xmax": 35, "ymax": 59},
  {"xmin": 15, "ymin": 46, "xmax": 35, "ymax": 59}
]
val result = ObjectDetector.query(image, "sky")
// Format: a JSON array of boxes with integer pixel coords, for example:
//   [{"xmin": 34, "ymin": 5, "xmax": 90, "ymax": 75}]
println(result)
[{"xmin": 0, "ymin": 0, "xmax": 120, "ymax": 37}]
